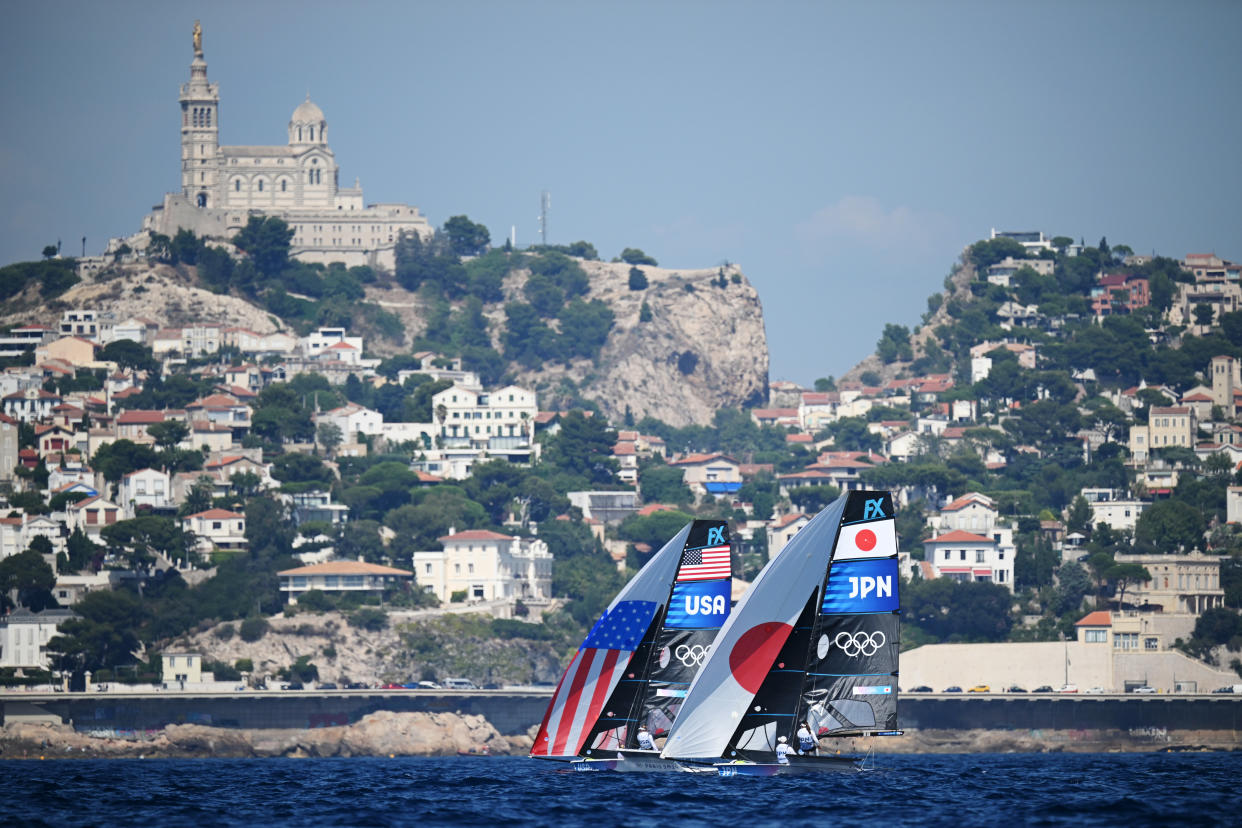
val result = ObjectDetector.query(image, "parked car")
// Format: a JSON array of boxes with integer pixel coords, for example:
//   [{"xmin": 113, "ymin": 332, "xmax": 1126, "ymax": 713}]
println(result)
[
  {"xmin": 481, "ymin": 683, "xmax": 502, "ymax": 690},
  {"xmin": 967, "ymin": 684, "xmax": 990, "ymax": 693},
  {"xmin": 1007, "ymin": 686, "xmax": 1027, "ymax": 693},
  {"xmin": 442, "ymin": 678, "xmax": 479, "ymax": 690},
  {"xmin": 1211, "ymin": 686, "xmax": 1235, "ymax": 694},
  {"xmin": 1032, "ymin": 685, "xmax": 1054, "ymax": 693},
  {"xmin": 1057, "ymin": 684, "xmax": 1079, "ymax": 693},
  {"xmin": 317, "ymin": 682, "xmax": 338, "ymax": 690},
  {"xmin": 943, "ymin": 686, "xmax": 963, "ymax": 693},
  {"xmin": 416, "ymin": 680, "xmax": 441, "ymax": 689},
  {"xmin": 379, "ymin": 682, "xmax": 405, "ymax": 690},
  {"xmin": 281, "ymin": 681, "xmax": 304, "ymax": 691},
  {"xmin": 345, "ymin": 681, "xmax": 369, "ymax": 690},
  {"xmin": 910, "ymin": 685, "xmax": 933, "ymax": 693},
  {"xmin": 1084, "ymin": 686, "xmax": 1106, "ymax": 694},
  {"xmin": 1133, "ymin": 686, "xmax": 1158, "ymax": 694}
]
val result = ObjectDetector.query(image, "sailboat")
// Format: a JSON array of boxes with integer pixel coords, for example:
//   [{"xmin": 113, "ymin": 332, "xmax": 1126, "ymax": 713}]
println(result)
[
  {"xmin": 660, "ymin": 490, "xmax": 901, "ymax": 776},
  {"xmin": 531, "ymin": 519, "xmax": 734, "ymax": 772}
]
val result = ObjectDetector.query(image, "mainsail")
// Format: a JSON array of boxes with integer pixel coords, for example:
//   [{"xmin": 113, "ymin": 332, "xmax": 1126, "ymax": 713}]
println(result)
[
  {"xmin": 661, "ymin": 491, "xmax": 899, "ymax": 761},
  {"xmin": 532, "ymin": 520, "xmax": 732, "ymax": 759}
]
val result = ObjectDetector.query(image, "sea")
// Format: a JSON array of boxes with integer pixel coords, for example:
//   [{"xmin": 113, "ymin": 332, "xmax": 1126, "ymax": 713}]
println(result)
[{"xmin": 2, "ymin": 752, "xmax": 1238, "ymax": 827}]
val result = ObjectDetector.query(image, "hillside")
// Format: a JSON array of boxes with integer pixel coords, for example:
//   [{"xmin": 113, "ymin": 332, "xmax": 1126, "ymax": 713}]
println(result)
[{"xmin": 2, "ymin": 248, "xmax": 768, "ymax": 427}]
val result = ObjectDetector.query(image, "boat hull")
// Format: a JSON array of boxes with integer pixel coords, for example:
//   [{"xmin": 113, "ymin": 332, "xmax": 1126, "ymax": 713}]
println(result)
[
  {"xmin": 716, "ymin": 755, "xmax": 861, "ymax": 777},
  {"xmin": 572, "ymin": 750, "xmax": 711, "ymax": 773}
]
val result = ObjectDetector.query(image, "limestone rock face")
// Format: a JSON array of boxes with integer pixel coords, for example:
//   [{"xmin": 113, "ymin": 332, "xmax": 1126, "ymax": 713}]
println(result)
[{"xmin": 568, "ymin": 262, "xmax": 769, "ymax": 428}]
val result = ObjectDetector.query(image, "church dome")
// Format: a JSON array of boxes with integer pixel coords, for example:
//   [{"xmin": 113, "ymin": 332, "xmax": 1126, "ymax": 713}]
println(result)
[{"xmin": 291, "ymin": 96, "xmax": 325, "ymax": 124}]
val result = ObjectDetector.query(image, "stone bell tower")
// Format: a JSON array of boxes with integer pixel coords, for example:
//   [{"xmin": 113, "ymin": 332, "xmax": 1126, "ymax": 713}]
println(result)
[{"xmin": 179, "ymin": 20, "xmax": 220, "ymax": 208}]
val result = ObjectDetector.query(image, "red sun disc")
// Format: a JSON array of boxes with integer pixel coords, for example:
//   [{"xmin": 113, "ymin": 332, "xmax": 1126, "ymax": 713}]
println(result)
[
  {"xmin": 855, "ymin": 529, "xmax": 877, "ymax": 551},
  {"xmin": 729, "ymin": 622, "xmax": 794, "ymax": 695}
]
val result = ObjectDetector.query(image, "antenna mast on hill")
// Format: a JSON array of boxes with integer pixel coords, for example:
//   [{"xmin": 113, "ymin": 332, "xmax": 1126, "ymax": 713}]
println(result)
[{"xmin": 539, "ymin": 191, "xmax": 550, "ymax": 245}]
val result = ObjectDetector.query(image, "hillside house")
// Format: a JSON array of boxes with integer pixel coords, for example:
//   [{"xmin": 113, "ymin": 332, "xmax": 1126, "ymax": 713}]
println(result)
[
  {"xmin": 414, "ymin": 529, "xmax": 552, "ymax": 608},
  {"xmin": 278, "ymin": 560, "xmax": 413, "ymax": 605}
]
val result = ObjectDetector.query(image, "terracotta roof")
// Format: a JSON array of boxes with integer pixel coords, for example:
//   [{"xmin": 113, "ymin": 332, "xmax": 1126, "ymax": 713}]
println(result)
[
  {"xmin": 941, "ymin": 493, "xmax": 993, "ymax": 512},
  {"xmin": 1075, "ymin": 610, "xmax": 1112, "ymax": 627},
  {"xmin": 771, "ymin": 512, "xmax": 808, "ymax": 530},
  {"xmin": 924, "ymin": 530, "xmax": 995, "ymax": 544},
  {"xmin": 669, "ymin": 452, "xmax": 737, "ymax": 466},
  {"xmin": 278, "ymin": 560, "xmax": 412, "ymax": 577},
  {"xmin": 117, "ymin": 410, "xmax": 166, "ymax": 424},
  {"xmin": 183, "ymin": 508, "xmax": 245, "ymax": 520},
  {"xmin": 637, "ymin": 503, "xmax": 678, "ymax": 516},
  {"xmin": 438, "ymin": 529, "xmax": 513, "ymax": 542}
]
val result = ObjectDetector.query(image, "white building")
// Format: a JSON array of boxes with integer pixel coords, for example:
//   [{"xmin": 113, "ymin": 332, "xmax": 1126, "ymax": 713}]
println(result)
[
  {"xmin": 181, "ymin": 508, "xmax": 247, "ymax": 555},
  {"xmin": 433, "ymin": 383, "xmax": 537, "ymax": 446},
  {"xmin": 118, "ymin": 468, "xmax": 173, "ymax": 516},
  {"xmin": 929, "ymin": 492, "xmax": 999, "ymax": 534},
  {"xmin": 277, "ymin": 560, "xmax": 413, "ymax": 604},
  {"xmin": 0, "ymin": 609, "xmax": 77, "ymax": 670},
  {"xmin": 921, "ymin": 529, "xmax": 1015, "ymax": 591},
  {"xmin": 413, "ymin": 529, "xmax": 552, "ymax": 608},
  {"xmin": 144, "ymin": 23, "xmax": 433, "ymax": 270}
]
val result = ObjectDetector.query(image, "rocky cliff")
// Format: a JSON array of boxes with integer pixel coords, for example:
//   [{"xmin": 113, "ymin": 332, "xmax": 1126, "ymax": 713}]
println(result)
[
  {"xmin": 516, "ymin": 261, "xmax": 769, "ymax": 428},
  {"xmin": 2, "ymin": 255, "xmax": 769, "ymax": 427}
]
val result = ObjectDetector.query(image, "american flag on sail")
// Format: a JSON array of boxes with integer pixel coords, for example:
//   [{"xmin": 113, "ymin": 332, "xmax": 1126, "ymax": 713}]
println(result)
[
  {"xmin": 531, "ymin": 600, "xmax": 657, "ymax": 758},
  {"xmin": 677, "ymin": 544, "xmax": 731, "ymax": 582}
]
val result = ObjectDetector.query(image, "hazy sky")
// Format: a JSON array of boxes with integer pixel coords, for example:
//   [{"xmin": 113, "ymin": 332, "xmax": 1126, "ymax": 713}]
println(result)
[{"xmin": 2, "ymin": 1, "xmax": 1239, "ymax": 385}]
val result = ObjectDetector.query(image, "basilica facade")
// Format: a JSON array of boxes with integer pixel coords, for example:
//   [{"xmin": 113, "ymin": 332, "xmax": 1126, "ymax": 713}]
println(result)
[{"xmin": 145, "ymin": 24, "xmax": 431, "ymax": 269}]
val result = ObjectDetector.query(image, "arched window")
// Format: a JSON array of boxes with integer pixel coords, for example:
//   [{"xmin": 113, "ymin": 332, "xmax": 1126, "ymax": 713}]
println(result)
[
  {"xmin": 309, "ymin": 127, "xmax": 314, "ymax": 141},
  {"xmin": 235, "ymin": 180, "xmax": 241, "ymax": 192},
  {"xmin": 298, "ymin": 127, "xmax": 302, "ymax": 142},
  {"xmin": 281, "ymin": 179, "xmax": 287, "ymax": 192},
  {"xmin": 257, "ymin": 180, "xmax": 264, "ymax": 192},
  {"xmin": 197, "ymin": 193, "xmax": 208, "ymax": 208}
]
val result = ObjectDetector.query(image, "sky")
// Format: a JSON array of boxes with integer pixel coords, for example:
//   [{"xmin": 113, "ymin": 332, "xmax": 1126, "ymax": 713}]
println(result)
[{"xmin": 2, "ymin": 1, "xmax": 1240, "ymax": 385}]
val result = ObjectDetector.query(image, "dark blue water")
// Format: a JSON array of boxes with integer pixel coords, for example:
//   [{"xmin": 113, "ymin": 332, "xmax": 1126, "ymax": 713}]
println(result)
[{"xmin": 2, "ymin": 753, "xmax": 1238, "ymax": 827}]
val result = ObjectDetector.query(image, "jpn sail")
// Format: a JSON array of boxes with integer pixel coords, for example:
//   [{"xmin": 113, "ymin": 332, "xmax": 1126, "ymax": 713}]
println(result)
[
  {"xmin": 661, "ymin": 491, "xmax": 900, "ymax": 763},
  {"xmin": 532, "ymin": 520, "xmax": 732, "ymax": 760}
]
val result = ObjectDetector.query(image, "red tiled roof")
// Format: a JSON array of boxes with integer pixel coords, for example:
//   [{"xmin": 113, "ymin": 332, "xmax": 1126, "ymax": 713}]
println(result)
[
  {"xmin": 117, "ymin": 410, "xmax": 166, "ymax": 424},
  {"xmin": 439, "ymin": 529, "xmax": 513, "ymax": 542},
  {"xmin": 924, "ymin": 530, "xmax": 995, "ymax": 544},
  {"xmin": 1075, "ymin": 610, "xmax": 1112, "ymax": 627},
  {"xmin": 278, "ymin": 560, "xmax": 412, "ymax": 577},
  {"xmin": 183, "ymin": 508, "xmax": 244, "ymax": 520}
]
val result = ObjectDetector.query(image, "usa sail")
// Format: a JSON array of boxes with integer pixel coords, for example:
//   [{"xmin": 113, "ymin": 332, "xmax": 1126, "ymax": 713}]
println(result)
[
  {"xmin": 660, "ymin": 490, "xmax": 900, "ymax": 774},
  {"xmin": 532, "ymin": 519, "xmax": 732, "ymax": 765}
]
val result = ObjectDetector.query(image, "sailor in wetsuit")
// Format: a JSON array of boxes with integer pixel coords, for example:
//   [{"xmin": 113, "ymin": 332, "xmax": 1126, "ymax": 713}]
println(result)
[
  {"xmin": 796, "ymin": 721, "xmax": 817, "ymax": 755},
  {"xmin": 636, "ymin": 724, "xmax": 655, "ymax": 751},
  {"xmin": 775, "ymin": 735, "xmax": 793, "ymax": 765}
]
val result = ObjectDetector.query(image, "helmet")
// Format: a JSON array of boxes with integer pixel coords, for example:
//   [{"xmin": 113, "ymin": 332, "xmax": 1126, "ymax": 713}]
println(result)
[{"xmin": 778, "ymin": 736, "xmax": 787, "ymax": 743}]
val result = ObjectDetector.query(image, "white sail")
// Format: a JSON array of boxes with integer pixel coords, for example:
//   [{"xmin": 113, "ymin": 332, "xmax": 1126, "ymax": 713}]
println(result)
[
  {"xmin": 532, "ymin": 522, "xmax": 692, "ymax": 758},
  {"xmin": 660, "ymin": 498, "xmax": 848, "ymax": 760}
]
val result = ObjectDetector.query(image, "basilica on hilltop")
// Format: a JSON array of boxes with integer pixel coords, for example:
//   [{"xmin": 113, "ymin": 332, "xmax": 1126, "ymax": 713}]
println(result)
[{"xmin": 144, "ymin": 22, "xmax": 431, "ymax": 269}]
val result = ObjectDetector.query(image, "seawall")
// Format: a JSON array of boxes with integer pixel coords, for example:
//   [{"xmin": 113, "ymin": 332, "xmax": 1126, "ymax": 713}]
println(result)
[{"xmin": 3, "ymin": 690, "xmax": 1240, "ymax": 758}]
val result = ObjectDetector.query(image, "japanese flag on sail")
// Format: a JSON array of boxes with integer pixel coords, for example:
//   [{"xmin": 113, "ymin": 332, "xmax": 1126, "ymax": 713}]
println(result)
[
  {"xmin": 531, "ymin": 600, "xmax": 656, "ymax": 758},
  {"xmin": 834, "ymin": 519, "xmax": 897, "ymax": 561}
]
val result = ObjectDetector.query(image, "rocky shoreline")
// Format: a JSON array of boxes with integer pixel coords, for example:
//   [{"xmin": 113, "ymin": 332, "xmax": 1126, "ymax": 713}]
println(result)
[
  {"xmin": 4, "ymin": 717, "xmax": 1238, "ymax": 760},
  {"xmin": 0, "ymin": 711, "xmax": 534, "ymax": 760}
]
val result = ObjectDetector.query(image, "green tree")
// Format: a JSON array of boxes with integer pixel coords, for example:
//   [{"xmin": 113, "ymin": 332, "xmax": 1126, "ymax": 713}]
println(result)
[
  {"xmin": 1134, "ymin": 499, "xmax": 1207, "ymax": 553},
  {"xmin": 92, "ymin": 439, "xmax": 160, "ymax": 482},
  {"xmin": 98, "ymin": 340, "xmax": 159, "ymax": 373},
  {"xmin": 628, "ymin": 266, "xmax": 648, "ymax": 290},
  {"xmin": 232, "ymin": 216, "xmax": 294, "ymax": 279},
  {"xmin": 542, "ymin": 411, "xmax": 618, "ymax": 486},
  {"xmin": 442, "ymin": 215, "xmax": 491, "ymax": 257},
  {"xmin": 638, "ymin": 460, "xmax": 692, "ymax": 505},
  {"xmin": 1066, "ymin": 495, "xmax": 1092, "ymax": 533},
  {"xmin": 147, "ymin": 419, "xmax": 190, "ymax": 451},
  {"xmin": 619, "ymin": 248, "xmax": 657, "ymax": 266},
  {"xmin": 0, "ymin": 547, "xmax": 57, "ymax": 612},
  {"xmin": 1107, "ymin": 562, "xmax": 1152, "ymax": 608},
  {"xmin": 48, "ymin": 589, "xmax": 148, "ymax": 673},
  {"xmin": 317, "ymin": 422, "xmax": 343, "ymax": 455}
]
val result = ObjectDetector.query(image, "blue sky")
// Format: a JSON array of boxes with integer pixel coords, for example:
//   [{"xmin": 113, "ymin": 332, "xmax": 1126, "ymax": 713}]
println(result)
[{"xmin": 2, "ymin": 1, "xmax": 1239, "ymax": 385}]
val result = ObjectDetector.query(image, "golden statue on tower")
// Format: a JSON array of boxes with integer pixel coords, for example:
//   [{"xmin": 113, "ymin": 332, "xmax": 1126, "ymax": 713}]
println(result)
[{"xmin": 193, "ymin": 20, "xmax": 202, "ymax": 56}]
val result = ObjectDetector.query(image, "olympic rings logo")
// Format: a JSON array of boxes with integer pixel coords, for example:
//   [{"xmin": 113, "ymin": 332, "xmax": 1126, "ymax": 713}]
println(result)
[
  {"xmin": 834, "ymin": 631, "xmax": 886, "ymax": 657},
  {"xmin": 675, "ymin": 644, "xmax": 711, "ymax": 666}
]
